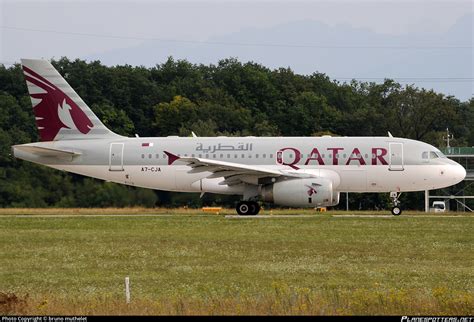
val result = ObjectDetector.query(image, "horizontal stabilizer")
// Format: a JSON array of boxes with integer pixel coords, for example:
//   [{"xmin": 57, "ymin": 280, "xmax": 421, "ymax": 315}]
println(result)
[{"xmin": 13, "ymin": 145, "xmax": 81, "ymax": 158}]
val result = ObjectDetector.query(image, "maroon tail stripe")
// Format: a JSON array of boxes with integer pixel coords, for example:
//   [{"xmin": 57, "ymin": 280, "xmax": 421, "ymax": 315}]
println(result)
[
  {"xmin": 24, "ymin": 75, "xmax": 56, "ymax": 94},
  {"xmin": 22, "ymin": 65, "xmax": 60, "ymax": 92}
]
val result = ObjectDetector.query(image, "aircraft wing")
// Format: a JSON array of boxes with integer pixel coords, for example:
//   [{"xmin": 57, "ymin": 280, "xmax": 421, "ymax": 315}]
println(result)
[{"xmin": 164, "ymin": 151, "xmax": 314, "ymax": 186}]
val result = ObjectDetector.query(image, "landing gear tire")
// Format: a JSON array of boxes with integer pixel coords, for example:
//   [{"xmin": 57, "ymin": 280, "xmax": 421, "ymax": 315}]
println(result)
[
  {"xmin": 391, "ymin": 206, "xmax": 402, "ymax": 216},
  {"xmin": 236, "ymin": 201, "xmax": 250, "ymax": 216},
  {"xmin": 250, "ymin": 202, "xmax": 261, "ymax": 215},
  {"xmin": 389, "ymin": 192, "xmax": 402, "ymax": 216},
  {"xmin": 236, "ymin": 201, "xmax": 260, "ymax": 216}
]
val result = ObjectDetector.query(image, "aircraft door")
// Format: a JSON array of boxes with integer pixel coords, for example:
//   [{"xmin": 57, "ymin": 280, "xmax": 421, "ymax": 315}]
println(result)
[
  {"xmin": 389, "ymin": 143, "xmax": 404, "ymax": 171},
  {"xmin": 109, "ymin": 143, "xmax": 124, "ymax": 171}
]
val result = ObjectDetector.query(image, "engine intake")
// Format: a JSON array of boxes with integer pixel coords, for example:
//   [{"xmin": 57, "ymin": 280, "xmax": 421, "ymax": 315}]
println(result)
[{"xmin": 261, "ymin": 178, "xmax": 339, "ymax": 208}]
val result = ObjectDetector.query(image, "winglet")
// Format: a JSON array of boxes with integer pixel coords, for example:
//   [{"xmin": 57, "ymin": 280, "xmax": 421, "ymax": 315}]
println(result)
[{"xmin": 164, "ymin": 151, "xmax": 180, "ymax": 165}]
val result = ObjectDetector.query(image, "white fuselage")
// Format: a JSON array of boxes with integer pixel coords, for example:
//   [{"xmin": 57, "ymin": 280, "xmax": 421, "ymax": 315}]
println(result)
[{"xmin": 13, "ymin": 136, "xmax": 467, "ymax": 196}]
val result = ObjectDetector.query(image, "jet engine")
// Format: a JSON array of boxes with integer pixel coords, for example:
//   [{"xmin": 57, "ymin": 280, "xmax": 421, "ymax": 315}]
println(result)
[{"xmin": 260, "ymin": 177, "xmax": 339, "ymax": 208}]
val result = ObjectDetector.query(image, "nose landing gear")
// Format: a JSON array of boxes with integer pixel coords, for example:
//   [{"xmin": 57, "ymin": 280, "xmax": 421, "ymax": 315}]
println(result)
[{"xmin": 390, "ymin": 192, "xmax": 402, "ymax": 216}]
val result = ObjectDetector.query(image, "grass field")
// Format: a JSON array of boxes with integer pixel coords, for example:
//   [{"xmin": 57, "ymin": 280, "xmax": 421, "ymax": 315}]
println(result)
[{"xmin": 0, "ymin": 208, "xmax": 472, "ymax": 315}]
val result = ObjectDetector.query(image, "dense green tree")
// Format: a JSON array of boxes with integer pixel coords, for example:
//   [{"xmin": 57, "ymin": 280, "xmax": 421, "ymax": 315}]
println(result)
[
  {"xmin": 386, "ymin": 86, "xmax": 457, "ymax": 143},
  {"xmin": 92, "ymin": 103, "xmax": 135, "ymax": 137},
  {"xmin": 153, "ymin": 95, "xmax": 199, "ymax": 136},
  {"xmin": 178, "ymin": 119, "xmax": 218, "ymax": 137}
]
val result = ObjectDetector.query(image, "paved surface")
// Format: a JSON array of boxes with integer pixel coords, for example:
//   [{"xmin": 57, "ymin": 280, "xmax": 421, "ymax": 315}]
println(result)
[
  {"xmin": 224, "ymin": 215, "xmax": 323, "ymax": 219},
  {"xmin": 225, "ymin": 214, "xmax": 472, "ymax": 219},
  {"xmin": 332, "ymin": 215, "xmax": 472, "ymax": 218},
  {"xmin": 0, "ymin": 214, "xmax": 209, "ymax": 218},
  {"xmin": 0, "ymin": 213, "xmax": 471, "ymax": 219}
]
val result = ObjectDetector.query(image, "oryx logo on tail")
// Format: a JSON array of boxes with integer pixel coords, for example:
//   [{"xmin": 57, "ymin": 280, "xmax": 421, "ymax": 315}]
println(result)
[{"xmin": 22, "ymin": 65, "xmax": 93, "ymax": 141}]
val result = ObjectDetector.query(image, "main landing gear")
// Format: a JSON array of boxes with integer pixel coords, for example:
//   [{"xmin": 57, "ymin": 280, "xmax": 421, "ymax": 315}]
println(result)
[
  {"xmin": 390, "ymin": 192, "xmax": 402, "ymax": 216},
  {"xmin": 236, "ymin": 201, "xmax": 261, "ymax": 216}
]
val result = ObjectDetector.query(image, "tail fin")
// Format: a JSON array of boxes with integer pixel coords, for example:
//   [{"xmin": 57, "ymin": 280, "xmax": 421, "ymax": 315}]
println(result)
[{"xmin": 21, "ymin": 59, "xmax": 121, "ymax": 141}]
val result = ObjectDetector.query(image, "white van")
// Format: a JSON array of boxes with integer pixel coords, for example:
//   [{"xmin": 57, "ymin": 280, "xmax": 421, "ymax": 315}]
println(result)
[{"xmin": 431, "ymin": 201, "xmax": 446, "ymax": 212}]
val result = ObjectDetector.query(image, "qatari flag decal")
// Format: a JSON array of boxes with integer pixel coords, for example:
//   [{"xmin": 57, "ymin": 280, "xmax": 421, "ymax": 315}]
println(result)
[{"xmin": 141, "ymin": 142, "xmax": 154, "ymax": 147}]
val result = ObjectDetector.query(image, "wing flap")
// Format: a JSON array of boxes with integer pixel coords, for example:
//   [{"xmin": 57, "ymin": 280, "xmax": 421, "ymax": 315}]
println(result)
[
  {"xmin": 176, "ymin": 156, "xmax": 283, "ymax": 176},
  {"xmin": 207, "ymin": 170, "xmax": 247, "ymax": 179}
]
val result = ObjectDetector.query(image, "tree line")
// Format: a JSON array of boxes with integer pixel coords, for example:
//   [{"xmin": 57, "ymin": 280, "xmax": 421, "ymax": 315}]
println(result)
[{"xmin": 0, "ymin": 57, "xmax": 472, "ymax": 209}]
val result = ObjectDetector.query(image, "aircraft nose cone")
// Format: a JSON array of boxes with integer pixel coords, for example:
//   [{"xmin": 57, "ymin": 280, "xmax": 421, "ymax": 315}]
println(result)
[{"xmin": 453, "ymin": 163, "xmax": 466, "ymax": 184}]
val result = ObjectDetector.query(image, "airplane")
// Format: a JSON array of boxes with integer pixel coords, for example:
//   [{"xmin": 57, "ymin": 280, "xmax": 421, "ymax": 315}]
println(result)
[{"xmin": 12, "ymin": 59, "xmax": 467, "ymax": 216}]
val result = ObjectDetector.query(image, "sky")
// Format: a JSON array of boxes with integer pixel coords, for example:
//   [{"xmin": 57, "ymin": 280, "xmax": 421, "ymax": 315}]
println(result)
[{"xmin": 1, "ymin": 0, "xmax": 473, "ymax": 100}]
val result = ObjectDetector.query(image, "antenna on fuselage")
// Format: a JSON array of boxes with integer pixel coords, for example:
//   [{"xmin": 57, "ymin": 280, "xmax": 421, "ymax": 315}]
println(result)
[
  {"xmin": 191, "ymin": 131, "xmax": 198, "ymax": 137},
  {"xmin": 387, "ymin": 131, "xmax": 393, "ymax": 138}
]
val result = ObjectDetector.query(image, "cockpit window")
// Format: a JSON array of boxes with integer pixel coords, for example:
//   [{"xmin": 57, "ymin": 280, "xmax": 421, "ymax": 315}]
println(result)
[
  {"xmin": 430, "ymin": 151, "xmax": 439, "ymax": 159},
  {"xmin": 423, "ymin": 151, "xmax": 444, "ymax": 160}
]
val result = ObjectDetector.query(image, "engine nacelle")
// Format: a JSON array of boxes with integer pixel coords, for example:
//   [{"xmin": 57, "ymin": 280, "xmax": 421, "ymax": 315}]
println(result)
[{"xmin": 261, "ymin": 178, "xmax": 340, "ymax": 208}]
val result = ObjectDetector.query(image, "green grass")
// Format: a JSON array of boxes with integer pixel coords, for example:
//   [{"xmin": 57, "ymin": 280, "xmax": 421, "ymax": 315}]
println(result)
[{"xmin": 0, "ymin": 209, "xmax": 472, "ymax": 315}]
